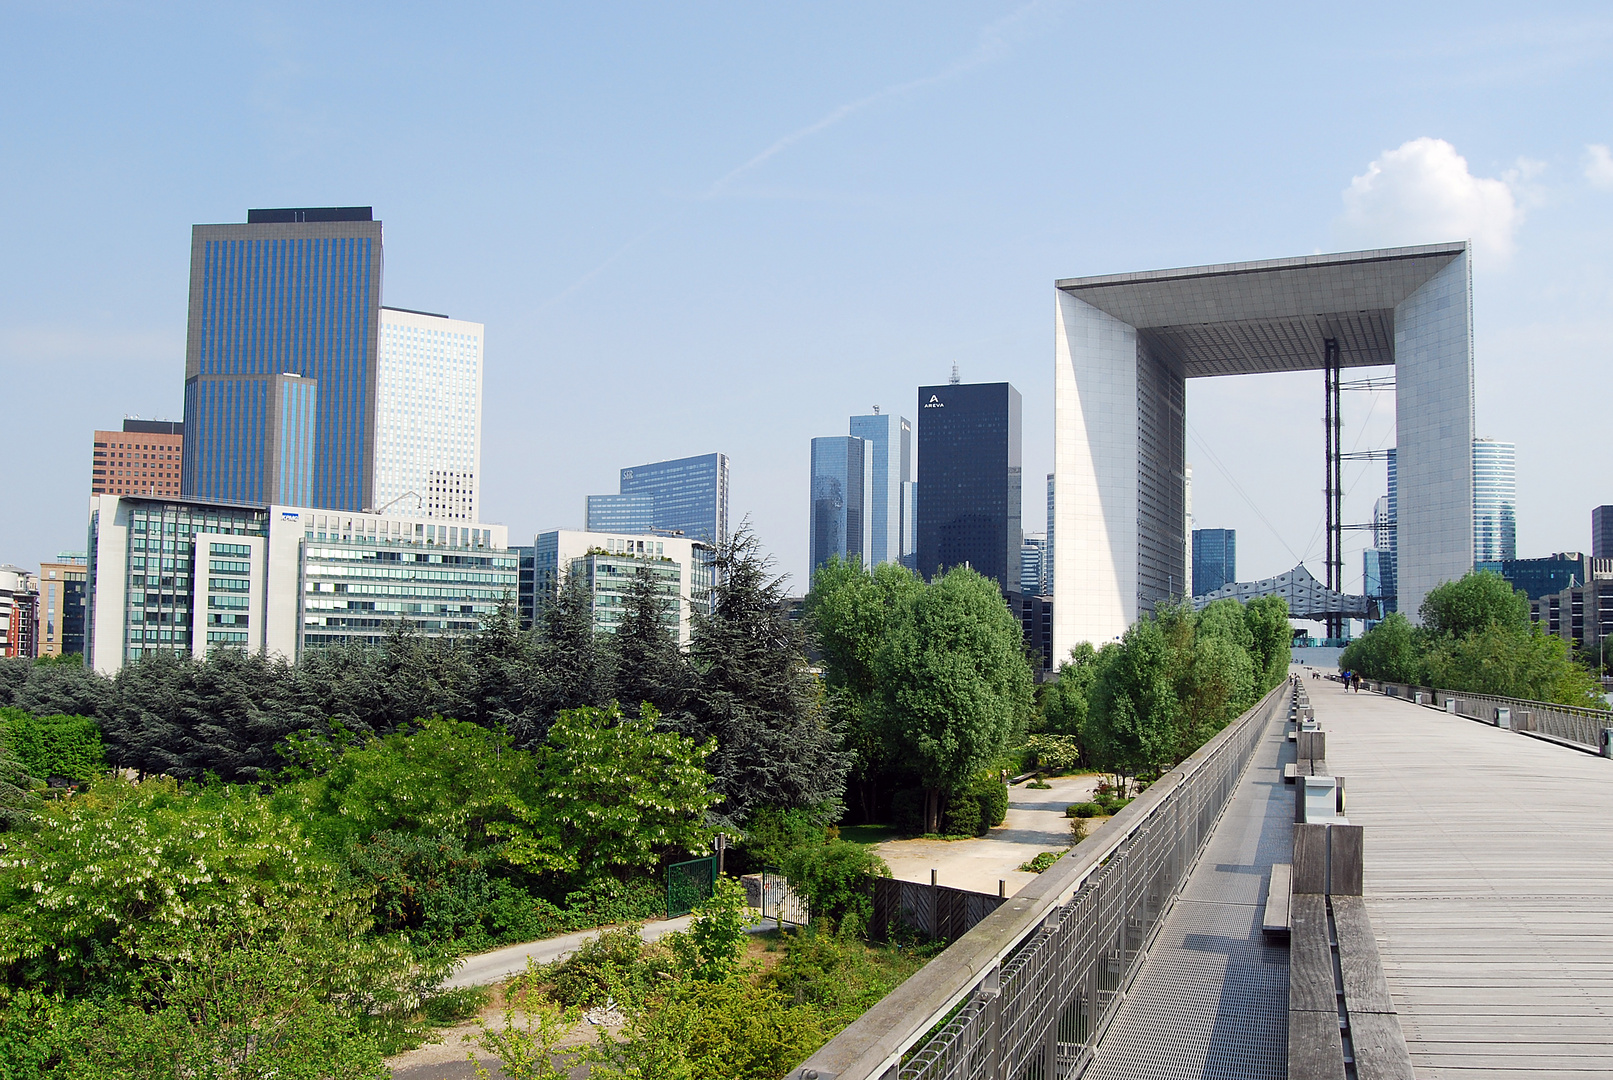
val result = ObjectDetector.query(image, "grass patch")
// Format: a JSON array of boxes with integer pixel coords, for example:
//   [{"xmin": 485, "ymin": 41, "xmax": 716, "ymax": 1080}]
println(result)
[{"xmin": 838, "ymin": 824, "xmax": 898, "ymax": 846}]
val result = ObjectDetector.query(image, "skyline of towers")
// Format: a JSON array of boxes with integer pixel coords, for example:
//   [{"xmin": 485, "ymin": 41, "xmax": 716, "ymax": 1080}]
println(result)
[
  {"xmin": 916, "ymin": 381, "xmax": 1022, "ymax": 593},
  {"xmin": 849, "ymin": 411, "xmax": 914, "ymax": 569}
]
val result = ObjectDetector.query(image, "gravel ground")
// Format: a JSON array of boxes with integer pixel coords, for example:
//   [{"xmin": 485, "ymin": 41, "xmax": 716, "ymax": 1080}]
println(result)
[{"xmin": 873, "ymin": 773, "xmax": 1102, "ymax": 896}]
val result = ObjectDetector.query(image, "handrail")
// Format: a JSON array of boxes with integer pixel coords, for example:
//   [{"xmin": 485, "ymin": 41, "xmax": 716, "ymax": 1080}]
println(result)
[
  {"xmin": 1372, "ymin": 681, "xmax": 1613, "ymax": 751},
  {"xmin": 788, "ymin": 681, "xmax": 1290, "ymax": 1080}
]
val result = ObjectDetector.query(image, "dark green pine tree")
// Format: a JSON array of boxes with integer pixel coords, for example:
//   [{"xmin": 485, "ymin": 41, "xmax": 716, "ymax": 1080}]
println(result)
[
  {"xmin": 609, "ymin": 564, "xmax": 690, "ymax": 722},
  {"xmin": 464, "ymin": 594, "xmax": 543, "ymax": 733},
  {"xmin": 522, "ymin": 569, "xmax": 615, "ymax": 747},
  {"xmin": 682, "ymin": 526, "xmax": 850, "ymax": 824}
]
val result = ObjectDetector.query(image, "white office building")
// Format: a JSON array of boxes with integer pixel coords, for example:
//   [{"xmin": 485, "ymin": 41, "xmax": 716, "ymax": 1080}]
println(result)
[
  {"xmin": 86, "ymin": 494, "xmax": 513, "ymax": 675},
  {"xmin": 373, "ymin": 307, "xmax": 484, "ymax": 520},
  {"xmin": 533, "ymin": 529, "xmax": 714, "ymax": 645}
]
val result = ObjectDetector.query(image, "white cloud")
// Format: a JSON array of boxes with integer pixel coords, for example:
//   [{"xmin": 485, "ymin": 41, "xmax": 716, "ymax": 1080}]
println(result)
[
  {"xmin": 1340, "ymin": 138, "xmax": 1522, "ymax": 263},
  {"xmin": 1585, "ymin": 144, "xmax": 1613, "ymax": 189}
]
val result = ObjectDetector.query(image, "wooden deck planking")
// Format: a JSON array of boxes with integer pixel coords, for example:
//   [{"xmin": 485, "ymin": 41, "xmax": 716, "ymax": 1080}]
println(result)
[{"xmin": 1314, "ymin": 681, "xmax": 1613, "ymax": 1078}]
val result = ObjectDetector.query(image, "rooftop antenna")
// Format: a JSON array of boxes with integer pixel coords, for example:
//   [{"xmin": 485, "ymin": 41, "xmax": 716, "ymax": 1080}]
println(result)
[
  {"xmin": 949, "ymin": 363, "xmax": 960, "ymax": 385},
  {"xmin": 872, "ymin": 404, "xmax": 880, "ymax": 414}
]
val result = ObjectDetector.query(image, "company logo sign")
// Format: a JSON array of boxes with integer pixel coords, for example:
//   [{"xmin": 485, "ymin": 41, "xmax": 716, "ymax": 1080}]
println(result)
[{"xmin": 923, "ymin": 395, "xmax": 944, "ymax": 408}]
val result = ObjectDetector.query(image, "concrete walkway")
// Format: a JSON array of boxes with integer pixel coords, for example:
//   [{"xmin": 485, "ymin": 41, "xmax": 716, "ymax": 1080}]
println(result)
[
  {"xmin": 874, "ymin": 773, "xmax": 1101, "ymax": 897},
  {"xmin": 443, "ymin": 914, "xmax": 695, "ymax": 989}
]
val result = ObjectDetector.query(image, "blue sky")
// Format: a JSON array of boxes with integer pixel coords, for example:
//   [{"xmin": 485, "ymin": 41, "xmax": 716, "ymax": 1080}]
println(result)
[{"xmin": 3, "ymin": 1, "xmax": 1612, "ymax": 600}]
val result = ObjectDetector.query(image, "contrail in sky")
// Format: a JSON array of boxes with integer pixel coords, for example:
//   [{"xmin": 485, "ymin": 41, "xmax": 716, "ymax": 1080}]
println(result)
[{"xmin": 534, "ymin": 0, "xmax": 1058, "ymax": 313}]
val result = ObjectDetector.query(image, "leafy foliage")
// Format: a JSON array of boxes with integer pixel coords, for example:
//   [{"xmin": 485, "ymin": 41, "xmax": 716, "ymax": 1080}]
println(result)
[
  {"xmin": 670, "ymin": 876, "xmax": 755, "ymax": 982},
  {"xmin": 781, "ymin": 840, "xmax": 890, "ymax": 926},
  {"xmin": 0, "ymin": 708, "xmax": 103, "ymax": 783}
]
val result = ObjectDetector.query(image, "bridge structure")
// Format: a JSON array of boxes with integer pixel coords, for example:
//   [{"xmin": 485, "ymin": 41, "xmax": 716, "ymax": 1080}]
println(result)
[{"xmin": 791, "ymin": 674, "xmax": 1613, "ymax": 1080}]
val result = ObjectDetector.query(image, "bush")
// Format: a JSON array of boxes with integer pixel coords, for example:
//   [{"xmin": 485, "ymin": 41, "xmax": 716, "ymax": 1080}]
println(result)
[
  {"xmin": 591, "ymin": 977, "xmax": 823, "ymax": 1080},
  {"xmin": 781, "ymin": 840, "xmax": 890, "ymax": 927},
  {"xmin": 542, "ymin": 926, "xmax": 675, "ymax": 1009},
  {"xmin": 560, "ymin": 876, "xmax": 665, "ymax": 929},
  {"xmin": 741, "ymin": 807, "xmax": 830, "ymax": 868},
  {"xmin": 941, "ymin": 791, "xmax": 980, "ymax": 837},
  {"xmin": 669, "ymin": 877, "xmax": 753, "ymax": 982},
  {"xmin": 0, "ymin": 707, "xmax": 103, "ymax": 783},
  {"xmin": 975, "ymin": 778, "xmax": 1008, "ymax": 830},
  {"xmin": 1069, "ymin": 818, "xmax": 1088, "ymax": 844},
  {"xmin": 1017, "ymin": 851, "xmax": 1062, "ymax": 874},
  {"xmin": 1064, "ymin": 802, "xmax": 1102, "ymax": 818},
  {"xmin": 1022, "ymin": 733, "xmax": 1079, "ymax": 772}
]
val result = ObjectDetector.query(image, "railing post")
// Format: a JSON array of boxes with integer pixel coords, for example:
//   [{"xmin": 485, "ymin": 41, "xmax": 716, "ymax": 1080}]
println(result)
[{"xmin": 979, "ymin": 963, "xmax": 1003, "ymax": 1079}]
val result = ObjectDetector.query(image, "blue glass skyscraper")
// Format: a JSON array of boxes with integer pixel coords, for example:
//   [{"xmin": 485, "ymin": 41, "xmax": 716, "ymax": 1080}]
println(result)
[
  {"xmin": 810, "ymin": 437, "xmax": 871, "ymax": 573},
  {"xmin": 617, "ymin": 453, "xmax": 730, "ymax": 543},
  {"xmin": 848, "ymin": 411, "xmax": 912, "ymax": 567},
  {"xmin": 1191, "ymin": 528, "xmax": 1236, "ymax": 596},
  {"xmin": 915, "ymin": 381, "xmax": 1022, "ymax": 592},
  {"xmin": 182, "ymin": 207, "xmax": 383, "ymax": 511}
]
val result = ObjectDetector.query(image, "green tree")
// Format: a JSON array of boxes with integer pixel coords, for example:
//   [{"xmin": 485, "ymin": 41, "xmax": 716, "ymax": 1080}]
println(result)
[
  {"xmin": 1339, "ymin": 612, "xmax": 1422, "ymax": 683},
  {"xmin": 610, "ymin": 563, "xmax": 691, "ymax": 722},
  {"xmin": 527, "ymin": 571, "xmax": 616, "ymax": 747},
  {"xmin": 684, "ymin": 527, "xmax": 851, "ymax": 822},
  {"xmin": 806, "ymin": 558, "xmax": 925, "ymax": 821},
  {"xmin": 670, "ymin": 876, "xmax": 755, "ymax": 982},
  {"xmin": 1040, "ymin": 642, "xmax": 1097, "ymax": 740},
  {"xmin": 1084, "ymin": 618, "xmax": 1178, "ymax": 784},
  {"xmin": 780, "ymin": 840, "xmax": 891, "ymax": 928},
  {"xmin": 877, "ymin": 566, "xmax": 1034, "ymax": 834},
  {"xmin": 0, "ymin": 708, "xmax": 103, "ymax": 783},
  {"xmin": 1242, "ymin": 595, "xmax": 1293, "ymax": 691},
  {"xmin": 1422, "ymin": 621, "xmax": 1603, "ymax": 706},
  {"xmin": 514, "ymin": 704, "xmax": 718, "ymax": 878},
  {"xmin": 1419, "ymin": 570, "xmax": 1531, "ymax": 638}
]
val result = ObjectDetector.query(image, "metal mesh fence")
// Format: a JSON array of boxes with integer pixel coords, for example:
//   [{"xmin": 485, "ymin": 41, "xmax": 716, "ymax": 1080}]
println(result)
[
  {"xmin": 666, "ymin": 855, "xmax": 716, "ymax": 918},
  {"xmin": 788, "ymin": 682, "xmax": 1289, "ymax": 1080},
  {"xmin": 1374, "ymin": 681, "xmax": 1611, "ymax": 750}
]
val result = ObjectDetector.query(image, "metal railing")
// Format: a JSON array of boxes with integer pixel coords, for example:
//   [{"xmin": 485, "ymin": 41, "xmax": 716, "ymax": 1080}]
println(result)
[
  {"xmin": 1373, "ymin": 681, "xmax": 1613, "ymax": 751},
  {"xmin": 789, "ymin": 682, "xmax": 1290, "ymax": 1080}
]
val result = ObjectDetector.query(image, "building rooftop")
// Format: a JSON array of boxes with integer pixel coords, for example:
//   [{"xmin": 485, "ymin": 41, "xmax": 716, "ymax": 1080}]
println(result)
[{"xmin": 245, "ymin": 206, "xmax": 374, "ymax": 224}]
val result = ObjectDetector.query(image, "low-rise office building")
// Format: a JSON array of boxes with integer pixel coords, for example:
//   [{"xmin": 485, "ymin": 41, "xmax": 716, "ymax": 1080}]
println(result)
[
  {"xmin": 36, "ymin": 555, "xmax": 88, "ymax": 658},
  {"xmin": 86, "ymin": 495, "xmax": 514, "ymax": 675},
  {"xmin": 532, "ymin": 529, "xmax": 713, "ymax": 645}
]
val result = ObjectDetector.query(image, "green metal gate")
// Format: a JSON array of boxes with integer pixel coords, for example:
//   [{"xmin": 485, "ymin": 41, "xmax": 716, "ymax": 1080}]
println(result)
[{"xmin": 666, "ymin": 855, "xmax": 717, "ymax": 918}]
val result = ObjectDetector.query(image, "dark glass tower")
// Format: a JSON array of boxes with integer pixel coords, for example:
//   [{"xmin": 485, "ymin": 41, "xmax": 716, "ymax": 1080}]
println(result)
[
  {"xmin": 915, "ymin": 382, "xmax": 1022, "ymax": 591},
  {"xmin": 181, "ymin": 207, "xmax": 383, "ymax": 510},
  {"xmin": 1191, "ymin": 528, "xmax": 1236, "ymax": 596}
]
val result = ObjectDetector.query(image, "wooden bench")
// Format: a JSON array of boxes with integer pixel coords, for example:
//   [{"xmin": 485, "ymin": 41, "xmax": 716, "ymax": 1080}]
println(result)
[{"xmin": 1262, "ymin": 863, "xmax": 1292, "ymax": 941}]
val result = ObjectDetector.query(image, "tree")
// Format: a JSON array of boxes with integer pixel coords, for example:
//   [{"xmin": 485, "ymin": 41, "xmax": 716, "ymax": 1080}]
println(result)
[
  {"xmin": 806, "ymin": 558, "xmax": 924, "ymax": 821},
  {"xmin": 1422, "ymin": 622, "xmax": 1603, "ymax": 706},
  {"xmin": 524, "ymin": 572, "xmax": 615, "ymax": 748},
  {"xmin": 1339, "ymin": 612, "xmax": 1422, "ymax": 684},
  {"xmin": 684, "ymin": 527, "xmax": 850, "ymax": 823},
  {"xmin": 517, "ymin": 704, "xmax": 718, "ymax": 878},
  {"xmin": 1242, "ymin": 595, "xmax": 1292, "ymax": 692},
  {"xmin": 610, "ymin": 564, "xmax": 691, "ymax": 722},
  {"xmin": 0, "ymin": 708, "xmax": 103, "ymax": 783},
  {"xmin": 877, "ymin": 566, "xmax": 1034, "ymax": 834},
  {"xmin": 1420, "ymin": 570, "xmax": 1531, "ymax": 639},
  {"xmin": 1084, "ymin": 618, "xmax": 1178, "ymax": 785}
]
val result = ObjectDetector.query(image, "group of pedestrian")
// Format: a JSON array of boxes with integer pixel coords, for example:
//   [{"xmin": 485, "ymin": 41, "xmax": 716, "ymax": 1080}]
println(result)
[{"xmin": 1340, "ymin": 669, "xmax": 1362, "ymax": 692}]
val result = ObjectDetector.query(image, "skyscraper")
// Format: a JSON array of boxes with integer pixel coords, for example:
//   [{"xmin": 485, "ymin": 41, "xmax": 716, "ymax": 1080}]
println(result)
[
  {"xmin": 586, "ymin": 494, "xmax": 656, "ymax": 533},
  {"xmin": 1472, "ymin": 438, "xmax": 1517, "ymax": 565},
  {"xmin": 1368, "ymin": 494, "xmax": 1397, "ymax": 612},
  {"xmin": 848, "ymin": 411, "xmax": 912, "ymax": 567},
  {"xmin": 915, "ymin": 381, "xmax": 1022, "ymax": 592},
  {"xmin": 1044, "ymin": 474, "xmax": 1055, "ymax": 597},
  {"xmin": 809, "ymin": 436, "xmax": 871, "ymax": 573},
  {"xmin": 1020, "ymin": 534, "xmax": 1047, "ymax": 595},
  {"xmin": 182, "ymin": 207, "xmax": 383, "ymax": 510},
  {"xmin": 1593, "ymin": 506, "xmax": 1613, "ymax": 560},
  {"xmin": 616, "ymin": 453, "xmax": 730, "ymax": 543},
  {"xmin": 1191, "ymin": 529, "xmax": 1236, "ymax": 597},
  {"xmin": 373, "ymin": 307, "xmax": 484, "ymax": 519}
]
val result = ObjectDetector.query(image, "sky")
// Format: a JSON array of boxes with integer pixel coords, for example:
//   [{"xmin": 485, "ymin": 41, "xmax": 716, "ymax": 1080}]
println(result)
[{"xmin": 3, "ymin": 1, "xmax": 1613, "ymax": 606}]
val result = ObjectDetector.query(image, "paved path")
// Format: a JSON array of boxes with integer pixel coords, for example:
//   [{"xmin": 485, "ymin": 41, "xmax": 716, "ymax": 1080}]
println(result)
[
  {"xmin": 874, "ymin": 773, "xmax": 1100, "ymax": 897},
  {"xmin": 1319, "ymin": 676, "xmax": 1613, "ymax": 1078},
  {"xmin": 443, "ymin": 915, "xmax": 695, "ymax": 989},
  {"xmin": 1086, "ymin": 689, "xmax": 1291, "ymax": 1079}
]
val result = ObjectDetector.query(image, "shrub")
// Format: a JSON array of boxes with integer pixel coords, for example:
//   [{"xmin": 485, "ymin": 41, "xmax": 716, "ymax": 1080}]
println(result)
[
  {"xmin": 941, "ymin": 791, "xmax": 980, "ymax": 837},
  {"xmin": 0, "ymin": 707, "xmax": 103, "ymax": 783},
  {"xmin": 741, "ymin": 806, "xmax": 829, "ymax": 868},
  {"xmin": 781, "ymin": 840, "xmax": 890, "ymax": 927},
  {"xmin": 975, "ymin": 778, "xmax": 1008, "ymax": 830},
  {"xmin": 1064, "ymin": 802, "xmax": 1102, "ymax": 818},
  {"xmin": 1017, "ymin": 851, "xmax": 1063, "ymax": 874},
  {"xmin": 543, "ymin": 926, "xmax": 675, "ymax": 1009},
  {"xmin": 560, "ymin": 876, "xmax": 664, "ymax": 929},
  {"xmin": 1022, "ymin": 733, "xmax": 1080, "ymax": 772},
  {"xmin": 1069, "ymin": 818, "xmax": 1088, "ymax": 844},
  {"xmin": 669, "ymin": 877, "xmax": 753, "ymax": 982}
]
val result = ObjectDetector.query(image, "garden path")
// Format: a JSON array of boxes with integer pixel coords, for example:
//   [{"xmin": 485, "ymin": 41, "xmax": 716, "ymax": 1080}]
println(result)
[{"xmin": 873, "ymin": 773, "xmax": 1102, "ymax": 897}]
